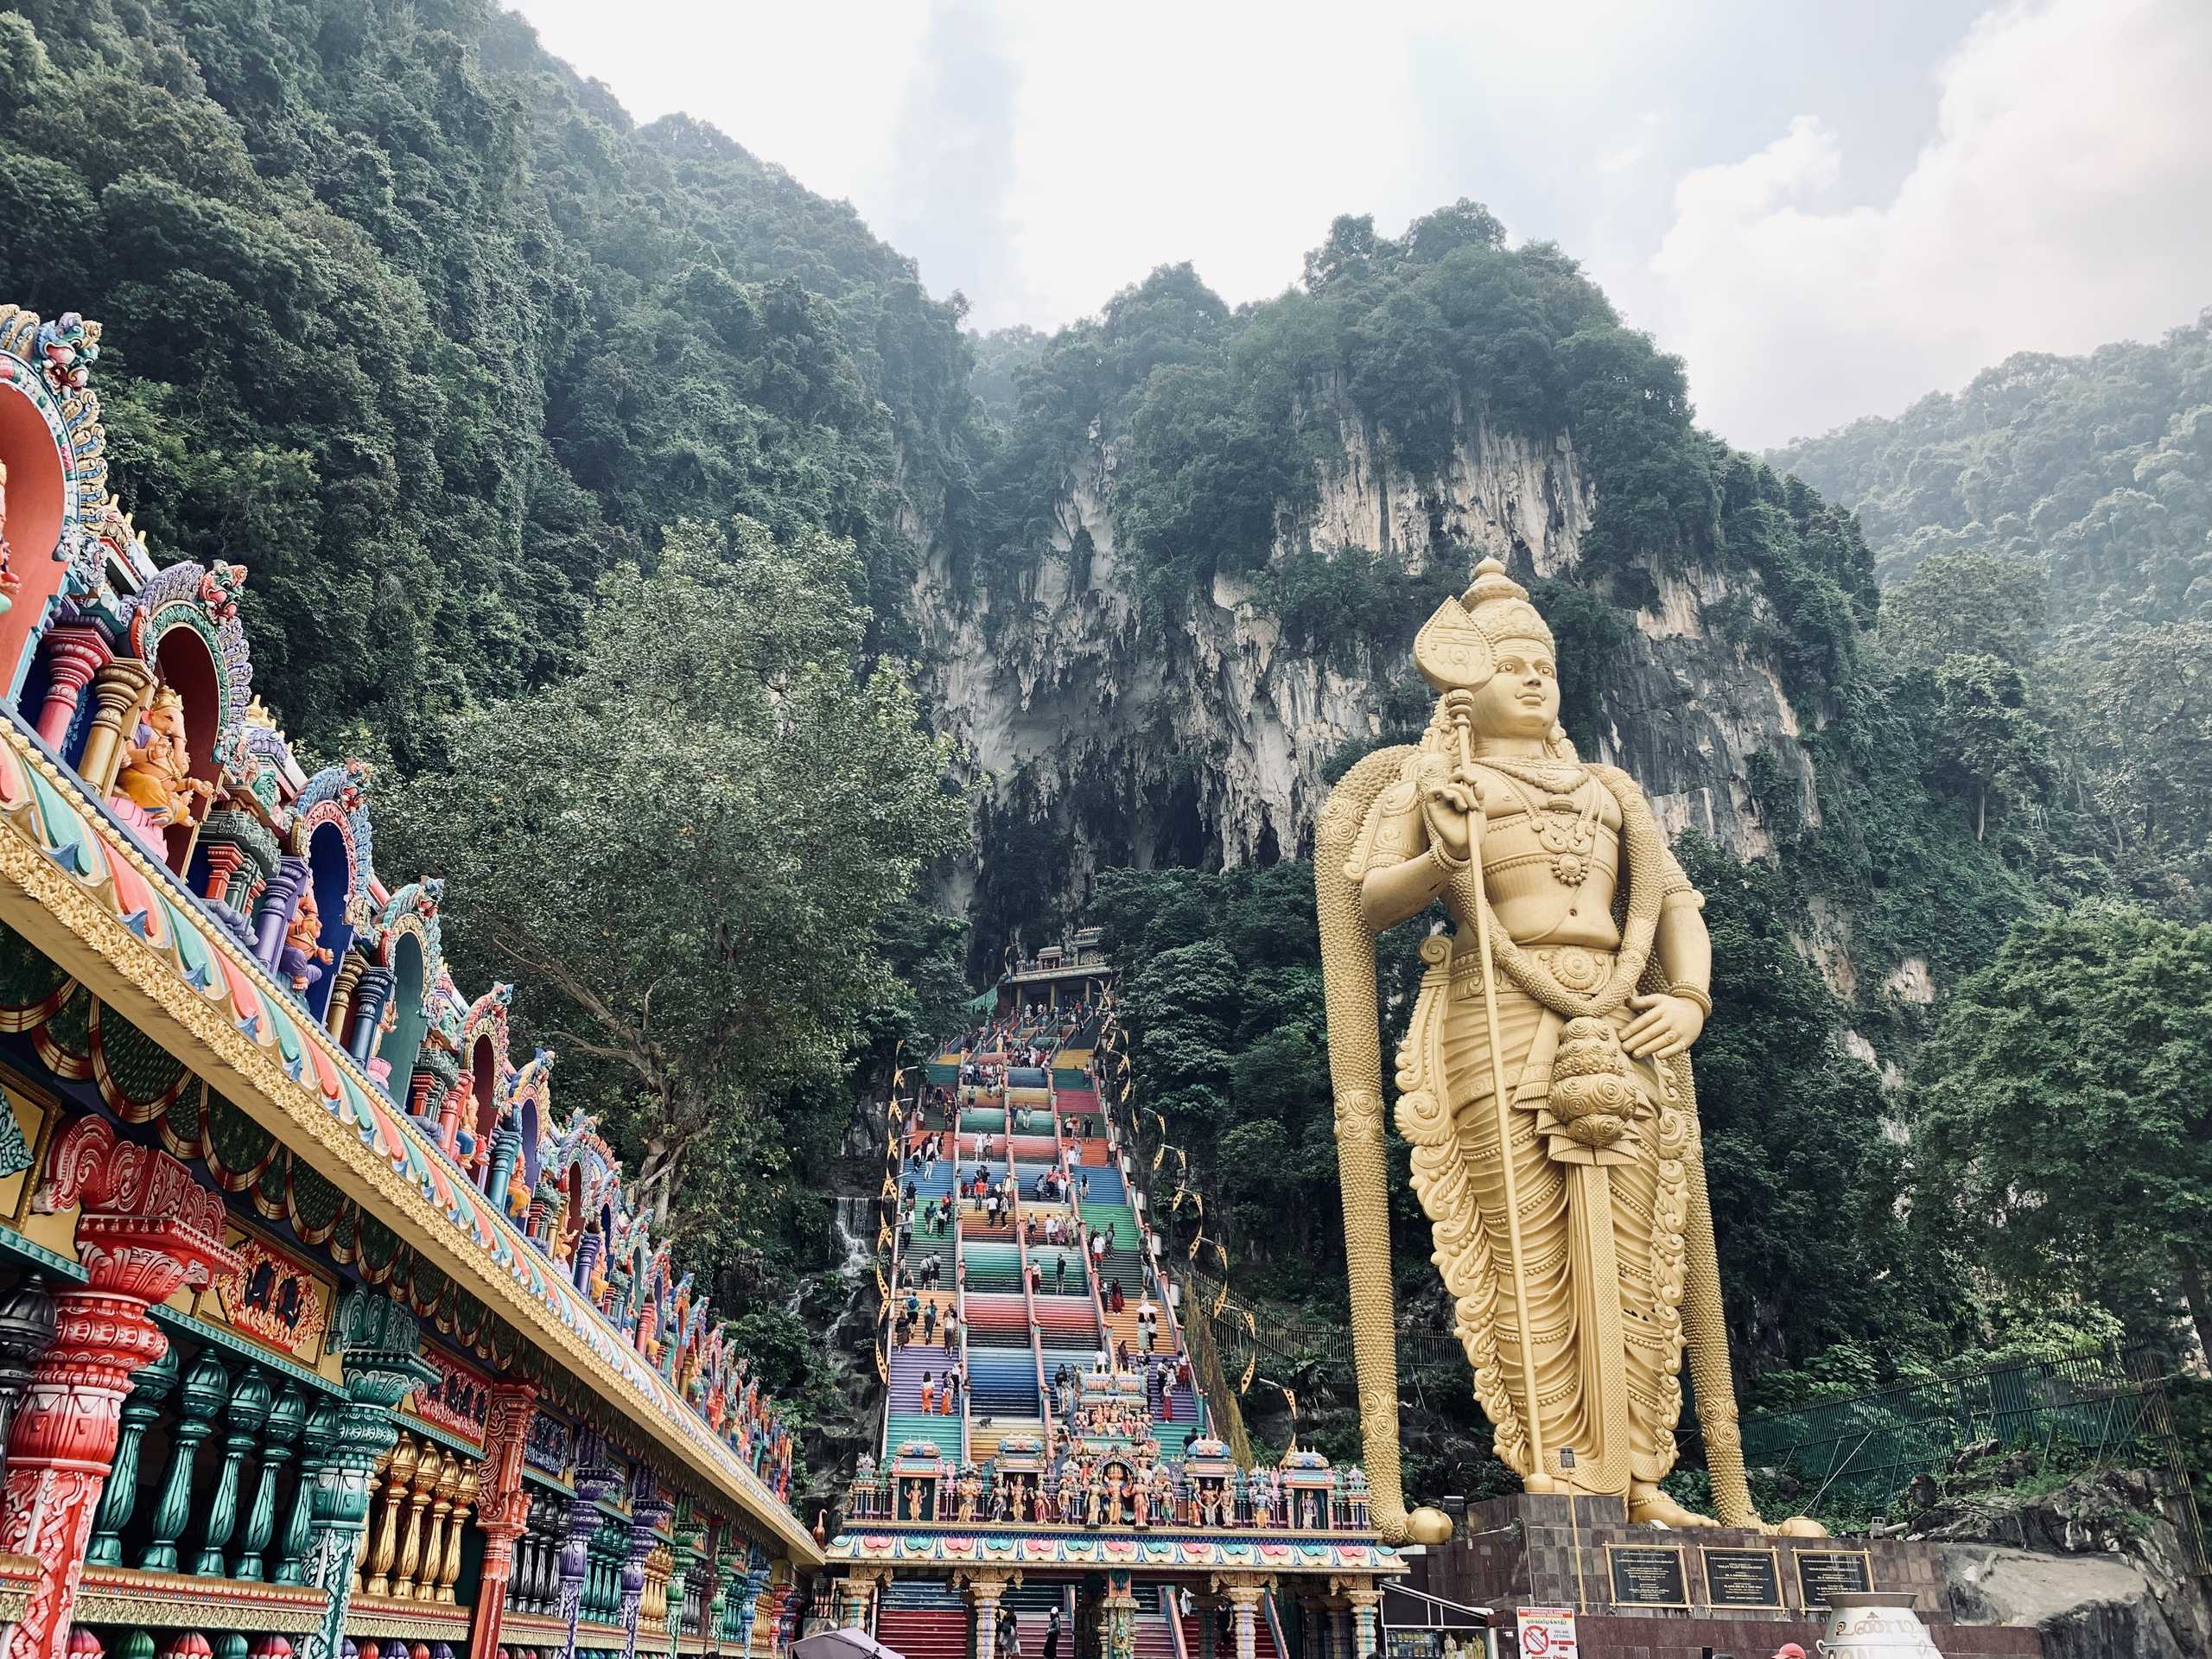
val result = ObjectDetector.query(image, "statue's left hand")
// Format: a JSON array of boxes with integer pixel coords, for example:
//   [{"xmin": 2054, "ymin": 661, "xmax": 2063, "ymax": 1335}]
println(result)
[{"xmin": 1622, "ymin": 993, "xmax": 1704, "ymax": 1059}]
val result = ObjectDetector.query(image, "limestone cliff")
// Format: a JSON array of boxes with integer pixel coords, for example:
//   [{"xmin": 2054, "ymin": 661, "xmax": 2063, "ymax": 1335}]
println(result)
[{"xmin": 912, "ymin": 397, "xmax": 1815, "ymax": 922}]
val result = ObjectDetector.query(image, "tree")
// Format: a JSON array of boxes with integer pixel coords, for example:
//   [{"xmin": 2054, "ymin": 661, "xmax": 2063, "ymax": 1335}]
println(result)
[
  {"xmin": 1876, "ymin": 549, "xmax": 2049, "ymax": 671},
  {"xmin": 1923, "ymin": 654, "xmax": 2054, "ymax": 842},
  {"xmin": 1910, "ymin": 903, "xmax": 2212, "ymax": 1359},
  {"xmin": 2054, "ymin": 619, "xmax": 2212, "ymax": 916},
  {"xmin": 1302, "ymin": 213, "xmax": 1379, "ymax": 294},
  {"xmin": 385, "ymin": 518, "xmax": 969, "ymax": 1232}
]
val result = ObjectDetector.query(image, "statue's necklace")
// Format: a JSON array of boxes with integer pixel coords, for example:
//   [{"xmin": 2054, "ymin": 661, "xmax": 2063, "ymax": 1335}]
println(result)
[{"xmin": 1480, "ymin": 760, "xmax": 1602, "ymax": 887}]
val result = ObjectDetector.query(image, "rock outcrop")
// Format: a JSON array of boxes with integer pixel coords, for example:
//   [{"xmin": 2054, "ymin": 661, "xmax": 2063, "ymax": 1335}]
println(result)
[
  {"xmin": 1922, "ymin": 1470, "xmax": 2212, "ymax": 1659},
  {"xmin": 912, "ymin": 397, "xmax": 1817, "ymax": 918}
]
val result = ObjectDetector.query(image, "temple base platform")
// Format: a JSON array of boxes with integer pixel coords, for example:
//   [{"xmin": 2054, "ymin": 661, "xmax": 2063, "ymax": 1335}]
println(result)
[{"xmin": 1395, "ymin": 1494, "xmax": 2045, "ymax": 1659}]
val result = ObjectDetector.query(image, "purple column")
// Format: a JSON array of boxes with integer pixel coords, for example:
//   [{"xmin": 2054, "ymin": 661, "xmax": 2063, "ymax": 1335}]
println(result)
[
  {"xmin": 560, "ymin": 1448, "xmax": 623, "ymax": 1659},
  {"xmin": 620, "ymin": 1474, "xmax": 671, "ymax": 1659},
  {"xmin": 346, "ymin": 968, "xmax": 396, "ymax": 1063},
  {"xmin": 572, "ymin": 1230, "xmax": 602, "ymax": 1294},
  {"xmin": 254, "ymin": 854, "xmax": 312, "ymax": 966}
]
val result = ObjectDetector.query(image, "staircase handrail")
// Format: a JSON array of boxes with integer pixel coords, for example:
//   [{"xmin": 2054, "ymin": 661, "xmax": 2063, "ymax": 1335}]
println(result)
[
  {"xmin": 1054, "ymin": 1077, "xmax": 1116, "ymax": 1395},
  {"xmin": 1086, "ymin": 1058, "xmax": 1220, "ymax": 1439},
  {"xmin": 955, "ymin": 1156, "xmax": 972, "ymax": 1467},
  {"xmin": 1009, "ymin": 1130, "xmax": 1052, "ymax": 1449},
  {"xmin": 880, "ymin": 1111, "xmax": 907, "ymax": 1461},
  {"xmin": 1165, "ymin": 1589, "xmax": 1191, "ymax": 1659}
]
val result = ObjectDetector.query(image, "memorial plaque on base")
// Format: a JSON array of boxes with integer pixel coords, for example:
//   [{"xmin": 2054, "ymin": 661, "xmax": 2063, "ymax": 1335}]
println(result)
[
  {"xmin": 1796, "ymin": 1550, "xmax": 1874, "ymax": 1609},
  {"xmin": 1702, "ymin": 1547, "xmax": 1783, "ymax": 1609},
  {"xmin": 1605, "ymin": 1543, "xmax": 1688, "ymax": 1608}
]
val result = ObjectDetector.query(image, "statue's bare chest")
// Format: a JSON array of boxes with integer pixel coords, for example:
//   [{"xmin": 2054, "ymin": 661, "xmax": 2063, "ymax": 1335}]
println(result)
[{"xmin": 1470, "ymin": 765, "xmax": 1624, "ymax": 940}]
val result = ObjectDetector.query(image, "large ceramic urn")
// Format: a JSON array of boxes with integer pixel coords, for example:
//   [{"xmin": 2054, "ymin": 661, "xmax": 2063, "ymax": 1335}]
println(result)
[{"xmin": 1818, "ymin": 1592, "xmax": 1943, "ymax": 1659}]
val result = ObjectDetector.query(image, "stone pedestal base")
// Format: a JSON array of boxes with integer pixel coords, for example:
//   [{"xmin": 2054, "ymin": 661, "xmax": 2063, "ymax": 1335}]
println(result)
[{"xmin": 1398, "ymin": 1494, "xmax": 2043, "ymax": 1659}]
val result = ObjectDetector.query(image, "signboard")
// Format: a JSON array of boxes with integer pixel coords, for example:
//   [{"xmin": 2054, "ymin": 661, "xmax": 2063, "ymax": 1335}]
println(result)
[
  {"xmin": 1702, "ymin": 1547, "xmax": 1785, "ymax": 1610},
  {"xmin": 1796, "ymin": 1549, "xmax": 1875, "ymax": 1609},
  {"xmin": 1515, "ymin": 1608, "xmax": 1576, "ymax": 1659},
  {"xmin": 1605, "ymin": 1543, "xmax": 1689, "ymax": 1608},
  {"xmin": 206, "ymin": 1224, "xmax": 333, "ymax": 1365}
]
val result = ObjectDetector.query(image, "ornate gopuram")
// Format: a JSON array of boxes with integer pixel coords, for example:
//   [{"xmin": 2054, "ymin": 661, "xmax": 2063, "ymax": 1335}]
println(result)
[
  {"xmin": 0, "ymin": 303, "xmax": 817, "ymax": 1659},
  {"xmin": 826, "ymin": 1006, "xmax": 1401, "ymax": 1659}
]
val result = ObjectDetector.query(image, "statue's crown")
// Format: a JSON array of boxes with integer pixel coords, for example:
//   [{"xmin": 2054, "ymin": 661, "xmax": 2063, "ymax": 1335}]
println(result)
[
  {"xmin": 1461, "ymin": 556, "xmax": 1554, "ymax": 650},
  {"xmin": 150, "ymin": 684, "xmax": 185, "ymax": 715}
]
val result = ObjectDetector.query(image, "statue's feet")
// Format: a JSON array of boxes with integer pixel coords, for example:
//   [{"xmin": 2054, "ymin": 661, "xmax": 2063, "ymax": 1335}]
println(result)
[
  {"xmin": 1627, "ymin": 1483, "xmax": 1719, "ymax": 1528},
  {"xmin": 1380, "ymin": 1504, "xmax": 1456, "ymax": 1545},
  {"xmin": 1770, "ymin": 1514, "xmax": 1828, "ymax": 1537},
  {"xmin": 1407, "ymin": 1505, "xmax": 1454, "ymax": 1544}
]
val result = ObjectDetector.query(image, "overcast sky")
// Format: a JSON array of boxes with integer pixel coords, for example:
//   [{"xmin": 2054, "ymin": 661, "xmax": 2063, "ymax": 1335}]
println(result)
[{"xmin": 510, "ymin": 0, "xmax": 2211, "ymax": 450}]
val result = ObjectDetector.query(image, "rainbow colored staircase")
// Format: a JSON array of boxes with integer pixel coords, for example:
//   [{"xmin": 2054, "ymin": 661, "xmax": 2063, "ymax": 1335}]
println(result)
[{"xmin": 882, "ymin": 1019, "xmax": 1207, "ymax": 1484}]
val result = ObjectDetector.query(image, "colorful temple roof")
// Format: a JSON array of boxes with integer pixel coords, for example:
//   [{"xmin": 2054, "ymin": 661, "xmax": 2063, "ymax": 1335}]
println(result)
[{"xmin": 0, "ymin": 302, "xmax": 815, "ymax": 1566}]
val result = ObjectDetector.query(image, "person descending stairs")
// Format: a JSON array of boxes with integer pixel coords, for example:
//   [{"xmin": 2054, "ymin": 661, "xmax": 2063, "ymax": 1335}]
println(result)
[
  {"xmin": 886, "ymin": 1107, "xmax": 963, "ymax": 1463},
  {"xmin": 1179, "ymin": 1599, "xmax": 1284, "ymax": 1659},
  {"xmin": 880, "ymin": 998, "xmax": 1213, "ymax": 1509},
  {"xmin": 949, "ymin": 1084, "xmax": 1046, "ymax": 1463},
  {"xmin": 1053, "ymin": 1062, "xmax": 1209, "ymax": 1461}
]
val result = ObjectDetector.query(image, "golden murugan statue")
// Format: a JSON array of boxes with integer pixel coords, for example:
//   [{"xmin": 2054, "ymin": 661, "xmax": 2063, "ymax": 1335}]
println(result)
[{"xmin": 1318, "ymin": 557, "xmax": 1816, "ymax": 1543}]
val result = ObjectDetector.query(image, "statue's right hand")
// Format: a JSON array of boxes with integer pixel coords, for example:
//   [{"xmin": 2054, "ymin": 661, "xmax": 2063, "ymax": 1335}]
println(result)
[{"xmin": 1419, "ymin": 765, "xmax": 1477, "ymax": 863}]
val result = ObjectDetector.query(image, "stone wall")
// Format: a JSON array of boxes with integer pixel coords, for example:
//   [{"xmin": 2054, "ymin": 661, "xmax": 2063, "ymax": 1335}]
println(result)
[{"xmin": 1415, "ymin": 1495, "xmax": 1958, "ymax": 1624}]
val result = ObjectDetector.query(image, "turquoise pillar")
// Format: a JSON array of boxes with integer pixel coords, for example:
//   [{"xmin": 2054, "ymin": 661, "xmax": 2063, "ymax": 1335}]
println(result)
[{"xmin": 299, "ymin": 1288, "xmax": 434, "ymax": 1659}]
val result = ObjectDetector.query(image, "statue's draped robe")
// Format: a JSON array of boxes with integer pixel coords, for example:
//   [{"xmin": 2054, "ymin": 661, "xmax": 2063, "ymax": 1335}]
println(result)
[{"xmin": 1357, "ymin": 755, "xmax": 1700, "ymax": 1495}]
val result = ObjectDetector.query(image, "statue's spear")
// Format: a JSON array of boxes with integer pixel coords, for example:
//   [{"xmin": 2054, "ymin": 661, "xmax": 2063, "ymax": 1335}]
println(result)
[{"xmin": 1418, "ymin": 595, "xmax": 1550, "ymax": 1488}]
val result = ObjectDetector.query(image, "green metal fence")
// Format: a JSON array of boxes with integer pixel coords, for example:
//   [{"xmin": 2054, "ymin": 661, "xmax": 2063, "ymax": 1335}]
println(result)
[{"xmin": 1682, "ymin": 1345, "xmax": 2206, "ymax": 1567}]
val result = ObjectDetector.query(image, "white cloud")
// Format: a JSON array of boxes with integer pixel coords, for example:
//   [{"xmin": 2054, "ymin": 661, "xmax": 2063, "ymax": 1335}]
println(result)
[
  {"xmin": 1648, "ymin": 0, "xmax": 2212, "ymax": 448},
  {"xmin": 506, "ymin": 0, "xmax": 2203, "ymax": 439}
]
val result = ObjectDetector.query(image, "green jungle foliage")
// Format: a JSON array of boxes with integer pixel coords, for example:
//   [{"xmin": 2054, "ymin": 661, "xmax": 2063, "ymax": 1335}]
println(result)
[
  {"xmin": 380, "ymin": 518, "xmax": 968, "ymax": 1247},
  {"xmin": 0, "ymin": 0, "xmax": 982, "ymax": 766},
  {"xmin": 964, "ymin": 211, "xmax": 1878, "ymax": 721},
  {"xmin": 1770, "ymin": 314, "xmax": 2212, "ymax": 616},
  {"xmin": 0, "ymin": 0, "xmax": 982, "ymax": 1470}
]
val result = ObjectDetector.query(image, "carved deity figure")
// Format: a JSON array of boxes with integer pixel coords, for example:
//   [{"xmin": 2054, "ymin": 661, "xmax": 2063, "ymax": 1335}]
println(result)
[
  {"xmin": 283, "ymin": 888, "xmax": 335, "ymax": 991},
  {"xmin": 113, "ymin": 685, "xmax": 214, "ymax": 829},
  {"xmin": 1319, "ymin": 557, "xmax": 1817, "ymax": 1543}
]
